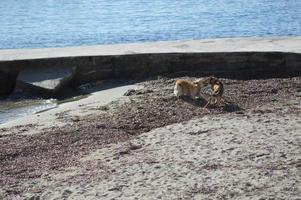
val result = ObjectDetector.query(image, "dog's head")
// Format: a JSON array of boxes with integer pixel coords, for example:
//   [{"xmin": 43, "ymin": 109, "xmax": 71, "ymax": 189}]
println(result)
[
  {"xmin": 204, "ymin": 76, "xmax": 219, "ymax": 85},
  {"xmin": 193, "ymin": 79, "xmax": 206, "ymax": 87}
]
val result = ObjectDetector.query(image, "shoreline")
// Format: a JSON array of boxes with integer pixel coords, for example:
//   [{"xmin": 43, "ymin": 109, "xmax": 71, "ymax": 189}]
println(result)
[
  {"xmin": 1, "ymin": 36, "xmax": 301, "ymax": 61},
  {"xmin": 0, "ymin": 81, "xmax": 141, "ymax": 135}
]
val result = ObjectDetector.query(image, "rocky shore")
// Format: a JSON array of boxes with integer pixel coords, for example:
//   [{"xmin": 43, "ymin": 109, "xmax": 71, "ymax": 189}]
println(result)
[{"xmin": 0, "ymin": 76, "xmax": 301, "ymax": 199}]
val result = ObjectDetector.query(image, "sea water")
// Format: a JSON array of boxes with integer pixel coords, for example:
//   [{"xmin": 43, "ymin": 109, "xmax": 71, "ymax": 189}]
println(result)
[
  {"xmin": 0, "ymin": 98, "xmax": 57, "ymax": 124},
  {"xmin": 0, "ymin": 0, "xmax": 300, "ymax": 49}
]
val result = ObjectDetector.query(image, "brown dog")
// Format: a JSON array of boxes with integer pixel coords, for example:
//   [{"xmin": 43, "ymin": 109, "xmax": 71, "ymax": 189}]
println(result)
[
  {"xmin": 202, "ymin": 76, "xmax": 224, "ymax": 108},
  {"xmin": 174, "ymin": 79, "xmax": 205, "ymax": 99}
]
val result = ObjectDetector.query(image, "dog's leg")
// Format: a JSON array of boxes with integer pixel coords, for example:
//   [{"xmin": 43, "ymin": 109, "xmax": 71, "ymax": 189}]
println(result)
[
  {"xmin": 213, "ymin": 97, "xmax": 218, "ymax": 105},
  {"xmin": 203, "ymin": 101, "xmax": 210, "ymax": 108},
  {"xmin": 203, "ymin": 96, "xmax": 211, "ymax": 108},
  {"xmin": 174, "ymin": 84, "xmax": 182, "ymax": 99},
  {"xmin": 218, "ymin": 96, "xmax": 224, "ymax": 106}
]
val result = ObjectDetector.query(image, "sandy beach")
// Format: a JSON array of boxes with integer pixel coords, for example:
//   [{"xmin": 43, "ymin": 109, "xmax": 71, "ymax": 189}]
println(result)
[
  {"xmin": 0, "ymin": 75, "xmax": 300, "ymax": 199},
  {"xmin": 1, "ymin": 0, "xmax": 301, "ymax": 198}
]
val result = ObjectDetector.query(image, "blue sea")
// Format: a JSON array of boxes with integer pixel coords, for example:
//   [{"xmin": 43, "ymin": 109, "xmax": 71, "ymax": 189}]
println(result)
[{"xmin": 0, "ymin": 0, "xmax": 301, "ymax": 49}]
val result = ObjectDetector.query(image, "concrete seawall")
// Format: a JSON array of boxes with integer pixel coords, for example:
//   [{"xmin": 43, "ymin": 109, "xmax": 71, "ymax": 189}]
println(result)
[{"xmin": 1, "ymin": 37, "xmax": 301, "ymax": 97}]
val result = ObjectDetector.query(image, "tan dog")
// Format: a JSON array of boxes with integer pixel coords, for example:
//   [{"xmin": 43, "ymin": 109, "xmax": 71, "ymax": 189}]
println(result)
[
  {"xmin": 202, "ymin": 76, "xmax": 224, "ymax": 108},
  {"xmin": 174, "ymin": 79, "xmax": 205, "ymax": 99}
]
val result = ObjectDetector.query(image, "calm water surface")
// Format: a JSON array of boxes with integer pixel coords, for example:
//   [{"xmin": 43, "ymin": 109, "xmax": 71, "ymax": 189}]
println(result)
[
  {"xmin": 0, "ymin": 0, "xmax": 300, "ymax": 49},
  {"xmin": 0, "ymin": 98, "xmax": 57, "ymax": 124}
]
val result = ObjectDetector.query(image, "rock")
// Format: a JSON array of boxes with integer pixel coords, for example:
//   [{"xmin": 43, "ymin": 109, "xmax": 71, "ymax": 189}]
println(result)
[
  {"xmin": 123, "ymin": 89, "xmax": 136, "ymax": 96},
  {"xmin": 129, "ymin": 143, "xmax": 142, "ymax": 150},
  {"xmin": 16, "ymin": 65, "xmax": 76, "ymax": 96},
  {"xmin": 124, "ymin": 89, "xmax": 153, "ymax": 96},
  {"xmin": 271, "ymin": 88, "xmax": 278, "ymax": 94},
  {"xmin": 61, "ymin": 189, "xmax": 72, "ymax": 199}
]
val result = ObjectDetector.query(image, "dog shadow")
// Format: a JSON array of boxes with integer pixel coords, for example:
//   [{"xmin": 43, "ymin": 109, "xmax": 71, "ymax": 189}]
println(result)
[
  {"xmin": 178, "ymin": 96, "xmax": 242, "ymax": 112},
  {"xmin": 178, "ymin": 96, "xmax": 208, "ymax": 107},
  {"xmin": 223, "ymin": 101, "xmax": 242, "ymax": 112}
]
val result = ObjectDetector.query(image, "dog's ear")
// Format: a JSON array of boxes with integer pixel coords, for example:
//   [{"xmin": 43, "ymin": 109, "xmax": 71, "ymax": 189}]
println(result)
[
  {"xmin": 194, "ymin": 79, "xmax": 204, "ymax": 85},
  {"xmin": 209, "ymin": 75, "xmax": 218, "ymax": 83}
]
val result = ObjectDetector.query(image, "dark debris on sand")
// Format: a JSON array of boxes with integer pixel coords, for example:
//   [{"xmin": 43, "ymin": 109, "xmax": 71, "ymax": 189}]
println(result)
[{"xmin": 0, "ymin": 76, "xmax": 301, "ymax": 197}]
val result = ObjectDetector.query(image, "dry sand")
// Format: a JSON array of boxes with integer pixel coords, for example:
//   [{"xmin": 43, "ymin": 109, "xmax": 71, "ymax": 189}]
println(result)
[
  {"xmin": 30, "ymin": 112, "xmax": 301, "ymax": 200},
  {"xmin": 1, "ymin": 76, "xmax": 301, "ymax": 200}
]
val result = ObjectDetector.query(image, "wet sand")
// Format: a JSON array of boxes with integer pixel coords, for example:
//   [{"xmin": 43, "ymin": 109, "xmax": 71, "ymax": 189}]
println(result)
[
  {"xmin": 0, "ymin": 76, "xmax": 301, "ymax": 199},
  {"xmin": 0, "ymin": 82, "xmax": 140, "ymax": 135}
]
